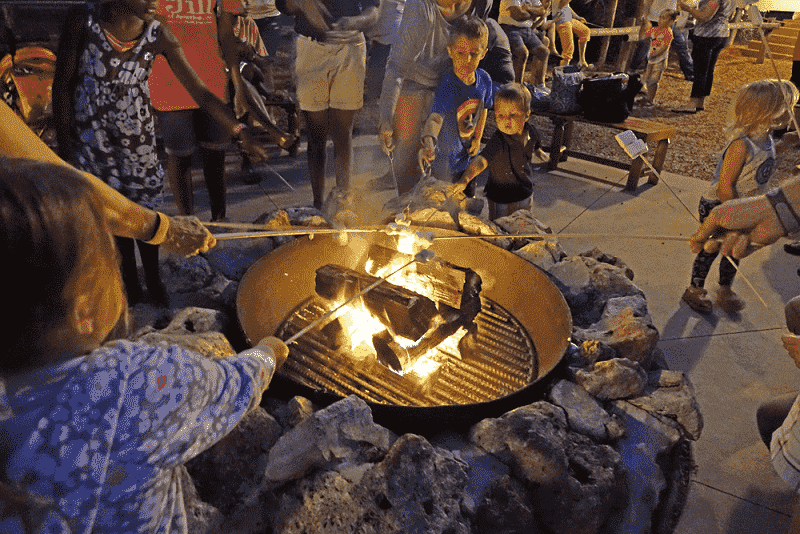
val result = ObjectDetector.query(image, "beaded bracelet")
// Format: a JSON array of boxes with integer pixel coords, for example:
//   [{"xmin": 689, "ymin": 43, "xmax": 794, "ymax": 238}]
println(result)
[
  {"xmin": 145, "ymin": 212, "xmax": 171, "ymax": 245},
  {"xmin": 766, "ymin": 187, "xmax": 800, "ymax": 236}
]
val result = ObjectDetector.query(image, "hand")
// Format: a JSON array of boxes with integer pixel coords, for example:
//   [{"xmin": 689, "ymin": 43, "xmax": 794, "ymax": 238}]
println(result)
[
  {"xmin": 379, "ymin": 124, "xmax": 394, "ymax": 156},
  {"xmin": 331, "ymin": 14, "xmax": 370, "ymax": 32},
  {"xmin": 233, "ymin": 90, "xmax": 249, "ymax": 120},
  {"xmin": 238, "ymin": 128, "xmax": 269, "ymax": 165},
  {"xmin": 257, "ymin": 336, "xmax": 289, "ymax": 371},
  {"xmin": 689, "ymin": 196, "xmax": 781, "ymax": 258},
  {"xmin": 162, "ymin": 216, "xmax": 216, "ymax": 256},
  {"xmin": 419, "ymin": 137, "xmax": 436, "ymax": 170},
  {"xmin": 534, "ymin": 147, "xmax": 549, "ymax": 162},
  {"xmin": 285, "ymin": 0, "xmax": 331, "ymax": 34},
  {"xmin": 468, "ymin": 136, "xmax": 481, "ymax": 157}
]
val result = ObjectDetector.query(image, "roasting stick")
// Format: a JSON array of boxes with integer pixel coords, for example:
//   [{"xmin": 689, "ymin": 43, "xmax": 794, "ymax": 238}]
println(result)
[
  {"xmin": 204, "ymin": 225, "xmax": 383, "ymax": 241},
  {"xmin": 284, "ymin": 250, "xmax": 434, "ymax": 345},
  {"xmin": 616, "ymin": 131, "xmax": 772, "ymax": 309}
]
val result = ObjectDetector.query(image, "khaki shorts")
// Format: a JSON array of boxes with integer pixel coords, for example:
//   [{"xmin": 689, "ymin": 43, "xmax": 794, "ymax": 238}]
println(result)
[
  {"xmin": 295, "ymin": 35, "xmax": 366, "ymax": 112},
  {"xmin": 643, "ymin": 59, "xmax": 667, "ymax": 86}
]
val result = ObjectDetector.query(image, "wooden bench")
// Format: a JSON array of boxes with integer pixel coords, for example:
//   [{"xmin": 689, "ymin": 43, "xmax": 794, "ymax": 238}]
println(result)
[{"xmin": 531, "ymin": 110, "xmax": 678, "ymax": 191}]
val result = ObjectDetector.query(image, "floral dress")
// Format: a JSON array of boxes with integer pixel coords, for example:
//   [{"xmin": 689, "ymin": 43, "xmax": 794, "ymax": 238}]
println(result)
[{"xmin": 69, "ymin": 7, "xmax": 164, "ymax": 209}]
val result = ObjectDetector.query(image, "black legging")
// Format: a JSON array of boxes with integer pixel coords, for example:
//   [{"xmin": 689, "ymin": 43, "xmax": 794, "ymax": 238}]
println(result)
[
  {"xmin": 689, "ymin": 197, "xmax": 739, "ymax": 287},
  {"xmin": 115, "ymin": 237, "xmax": 161, "ymax": 301},
  {"xmin": 689, "ymin": 34, "xmax": 727, "ymax": 99}
]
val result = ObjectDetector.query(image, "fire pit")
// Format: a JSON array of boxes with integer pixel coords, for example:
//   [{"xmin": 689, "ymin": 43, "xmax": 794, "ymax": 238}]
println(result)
[{"xmin": 237, "ymin": 227, "xmax": 572, "ymax": 432}]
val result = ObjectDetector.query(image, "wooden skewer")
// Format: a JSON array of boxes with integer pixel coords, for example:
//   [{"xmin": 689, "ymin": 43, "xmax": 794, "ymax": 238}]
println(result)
[
  {"xmin": 433, "ymin": 233, "xmax": 693, "ymax": 242},
  {"xmin": 211, "ymin": 227, "xmax": 382, "ymax": 241},
  {"xmin": 203, "ymin": 221, "xmax": 378, "ymax": 232}
]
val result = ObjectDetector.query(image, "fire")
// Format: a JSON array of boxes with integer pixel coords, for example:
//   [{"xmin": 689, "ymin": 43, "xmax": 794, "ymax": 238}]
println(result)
[{"xmin": 331, "ymin": 225, "xmax": 464, "ymax": 381}]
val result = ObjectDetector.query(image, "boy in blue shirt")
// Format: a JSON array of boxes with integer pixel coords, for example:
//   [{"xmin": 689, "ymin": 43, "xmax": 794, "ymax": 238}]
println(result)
[{"xmin": 418, "ymin": 16, "xmax": 493, "ymax": 196}]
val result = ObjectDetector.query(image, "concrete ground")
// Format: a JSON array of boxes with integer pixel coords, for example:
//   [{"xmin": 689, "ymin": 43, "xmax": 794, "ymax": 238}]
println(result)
[{"xmin": 162, "ymin": 134, "xmax": 800, "ymax": 533}]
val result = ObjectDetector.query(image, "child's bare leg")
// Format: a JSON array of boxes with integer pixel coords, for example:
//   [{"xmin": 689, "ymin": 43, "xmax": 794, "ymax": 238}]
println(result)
[
  {"xmin": 548, "ymin": 26, "xmax": 558, "ymax": 55},
  {"xmin": 646, "ymin": 83, "xmax": 658, "ymax": 102},
  {"xmin": 328, "ymin": 108, "xmax": 356, "ymax": 191},
  {"xmin": 511, "ymin": 44, "xmax": 529, "ymax": 83},
  {"xmin": 304, "ymin": 109, "xmax": 329, "ymax": 209},
  {"xmin": 531, "ymin": 45, "xmax": 549, "ymax": 85},
  {"xmin": 577, "ymin": 40, "xmax": 588, "ymax": 67},
  {"xmin": 199, "ymin": 147, "xmax": 227, "ymax": 222},
  {"xmin": 167, "ymin": 154, "xmax": 194, "ymax": 215}
]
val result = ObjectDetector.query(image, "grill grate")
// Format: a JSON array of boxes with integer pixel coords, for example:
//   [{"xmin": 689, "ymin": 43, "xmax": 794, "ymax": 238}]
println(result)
[{"xmin": 275, "ymin": 296, "xmax": 539, "ymax": 407}]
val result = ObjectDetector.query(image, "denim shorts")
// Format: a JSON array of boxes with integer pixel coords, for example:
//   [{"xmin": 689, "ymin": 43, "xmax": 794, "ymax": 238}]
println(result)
[
  {"xmin": 501, "ymin": 24, "xmax": 545, "ymax": 51},
  {"xmin": 157, "ymin": 108, "xmax": 231, "ymax": 156}
]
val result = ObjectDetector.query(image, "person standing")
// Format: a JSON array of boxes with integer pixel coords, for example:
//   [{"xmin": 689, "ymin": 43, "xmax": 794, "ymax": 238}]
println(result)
[
  {"xmin": 630, "ymin": 0, "xmax": 694, "ymax": 81},
  {"xmin": 674, "ymin": 0, "xmax": 733, "ymax": 113},
  {"xmin": 376, "ymin": 0, "xmax": 491, "ymax": 195},
  {"xmin": 277, "ymin": 0, "xmax": 380, "ymax": 209},
  {"xmin": 149, "ymin": 0, "xmax": 249, "ymax": 222}
]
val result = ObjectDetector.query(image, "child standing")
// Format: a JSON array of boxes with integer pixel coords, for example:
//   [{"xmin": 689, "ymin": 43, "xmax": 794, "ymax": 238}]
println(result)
[
  {"xmin": 456, "ymin": 82, "xmax": 547, "ymax": 220},
  {"xmin": 641, "ymin": 9, "xmax": 678, "ymax": 105},
  {"xmin": 0, "ymin": 158, "xmax": 288, "ymax": 533},
  {"xmin": 418, "ymin": 16, "xmax": 493, "ymax": 194},
  {"xmin": 682, "ymin": 79, "xmax": 799, "ymax": 314},
  {"xmin": 53, "ymin": 0, "xmax": 264, "ymax": 305}
]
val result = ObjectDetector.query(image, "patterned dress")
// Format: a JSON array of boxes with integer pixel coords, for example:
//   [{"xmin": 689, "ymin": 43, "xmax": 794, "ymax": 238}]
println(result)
[
  {"xmin": 69, "ymin": 7, "xmax": 165, "ymax": 209},
  {"xmin": 0, "ymin": 340, "xmax": 275, "ymax": 533}
]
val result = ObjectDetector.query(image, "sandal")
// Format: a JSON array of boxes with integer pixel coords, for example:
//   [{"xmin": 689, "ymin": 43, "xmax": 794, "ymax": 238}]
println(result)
[
  {"xmin": 682, "ymin": 286, "xmax": 713, "ymax": 314},
  {"xmin": 280, "ymin": 133, "xmax": 301, "ymax": 157},
  {"xmin": 716, "ymin": 285, "xmax": 745, "ymax": 312}
]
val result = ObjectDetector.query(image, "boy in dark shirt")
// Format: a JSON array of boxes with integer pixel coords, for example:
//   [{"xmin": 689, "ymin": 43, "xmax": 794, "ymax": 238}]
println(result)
[{"xmin": 457, "ymin": 82, "xmax": 547, "ymax": 220}]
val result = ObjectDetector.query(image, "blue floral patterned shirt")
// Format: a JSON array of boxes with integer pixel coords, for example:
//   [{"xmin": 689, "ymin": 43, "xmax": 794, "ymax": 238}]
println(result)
[{"xmin": 0, "ymin": 340, "xmax": 275, "ymax": 533}]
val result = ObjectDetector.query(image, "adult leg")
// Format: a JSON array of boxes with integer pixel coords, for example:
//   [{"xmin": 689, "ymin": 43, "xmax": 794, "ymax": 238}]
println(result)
[
  {"xmin": 328, "ymin": 108, "xmax": 356, "ymax": 191},
  {"xmin": 392, "ymin": 90, "xmax": 434, "ymax": 194},
  {"xmin": 115, "ymin": 236, "xmax": 142, "ymax": 304},
  {"xmin": 304, "ymin": 109, "xmax": 329, "ymax": 209},
  {"xmin": 757, "ymin": 394, "xmax": 798, "ymax": 448},
  {"xmin": 672, "ymin": 25, "xmax": 694, "ymax": 79},
  {"xmin": 688, "ymin": 34, "xmax": 717, "ymax": 108}
]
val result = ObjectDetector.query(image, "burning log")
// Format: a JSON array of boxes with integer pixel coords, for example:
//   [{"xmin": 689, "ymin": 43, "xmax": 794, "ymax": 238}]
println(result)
[
  {"xmin": 315, "ymin": 264, "xmax": 439, "ymax": 341},
  {"xmin": 373, "ymin": 269, "xmax": 482, "ymax": 373},
  {"xmin": 361, "ymin": 244, "xmax": 472, "ymax": 309}
]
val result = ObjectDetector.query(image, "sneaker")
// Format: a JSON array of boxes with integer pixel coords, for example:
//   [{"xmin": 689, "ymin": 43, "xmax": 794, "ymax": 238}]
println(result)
[
  {"xmin": 716, "ymin": 285, "xmax": 745, "ymax": 312},
  {"xmin": 682, "ymin": 286, "xmax": 712, "ymax": 314}
]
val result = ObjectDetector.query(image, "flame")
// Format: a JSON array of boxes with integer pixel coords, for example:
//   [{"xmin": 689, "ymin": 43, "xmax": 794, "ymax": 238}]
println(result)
[{"xmin": 327, "ymin": 226, "xmax": 463, "ymax": 382}]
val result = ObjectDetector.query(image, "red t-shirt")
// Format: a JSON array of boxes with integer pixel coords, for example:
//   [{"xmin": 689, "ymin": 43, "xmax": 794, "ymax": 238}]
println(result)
[{"xmin": 149, "ymin": 0, "xmax": 244, "ymax": 111}]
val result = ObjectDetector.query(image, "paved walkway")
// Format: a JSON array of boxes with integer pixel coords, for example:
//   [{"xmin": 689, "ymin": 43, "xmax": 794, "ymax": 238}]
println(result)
[{"xmin": 164, "ymin": 135, "xmax": 800, "ymax": 533}]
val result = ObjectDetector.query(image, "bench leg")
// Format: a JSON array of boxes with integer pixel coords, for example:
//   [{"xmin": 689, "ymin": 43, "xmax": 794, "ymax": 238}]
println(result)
[
  {"xmin": 649, "ymin": 138, "xmax": 669, "ymax": 185},
  {"xmin": 625, "ymin": 156, "xmax": 645, "ymax": 191},
  {"xmin": 549, "ymin": 119, "xmax": 567, "ymax": 170}
]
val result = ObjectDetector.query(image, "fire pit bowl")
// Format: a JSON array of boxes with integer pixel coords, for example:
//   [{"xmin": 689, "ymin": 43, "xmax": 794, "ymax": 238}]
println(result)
[{"xmin": 237, "ymin": 227, "xmax": 572, "ymax": 433}]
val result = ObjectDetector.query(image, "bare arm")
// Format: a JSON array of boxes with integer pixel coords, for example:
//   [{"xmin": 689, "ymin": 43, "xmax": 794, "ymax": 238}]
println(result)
[
  {"xmin": 679, "ymin": 0, "xmax": 719, "ymax": 23},
  {"xmin": 716, "ymin": 138, "xmax": 747, "ymax": 202},
  {"xmin": 0, "ymin": 102, "xmax": 216, "ymax": 254}
]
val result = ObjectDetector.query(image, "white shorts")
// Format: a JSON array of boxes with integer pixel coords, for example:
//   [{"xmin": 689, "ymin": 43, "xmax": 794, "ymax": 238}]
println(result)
[{"xmin": 295, "ymin": 35, "xmax": 366, "ymax": 112}]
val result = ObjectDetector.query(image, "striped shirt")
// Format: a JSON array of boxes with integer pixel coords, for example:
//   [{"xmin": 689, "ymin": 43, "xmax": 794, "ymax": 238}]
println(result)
[{"xmin": 692, "ymin": 0, "xmax": 732, "ymax": 38}]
